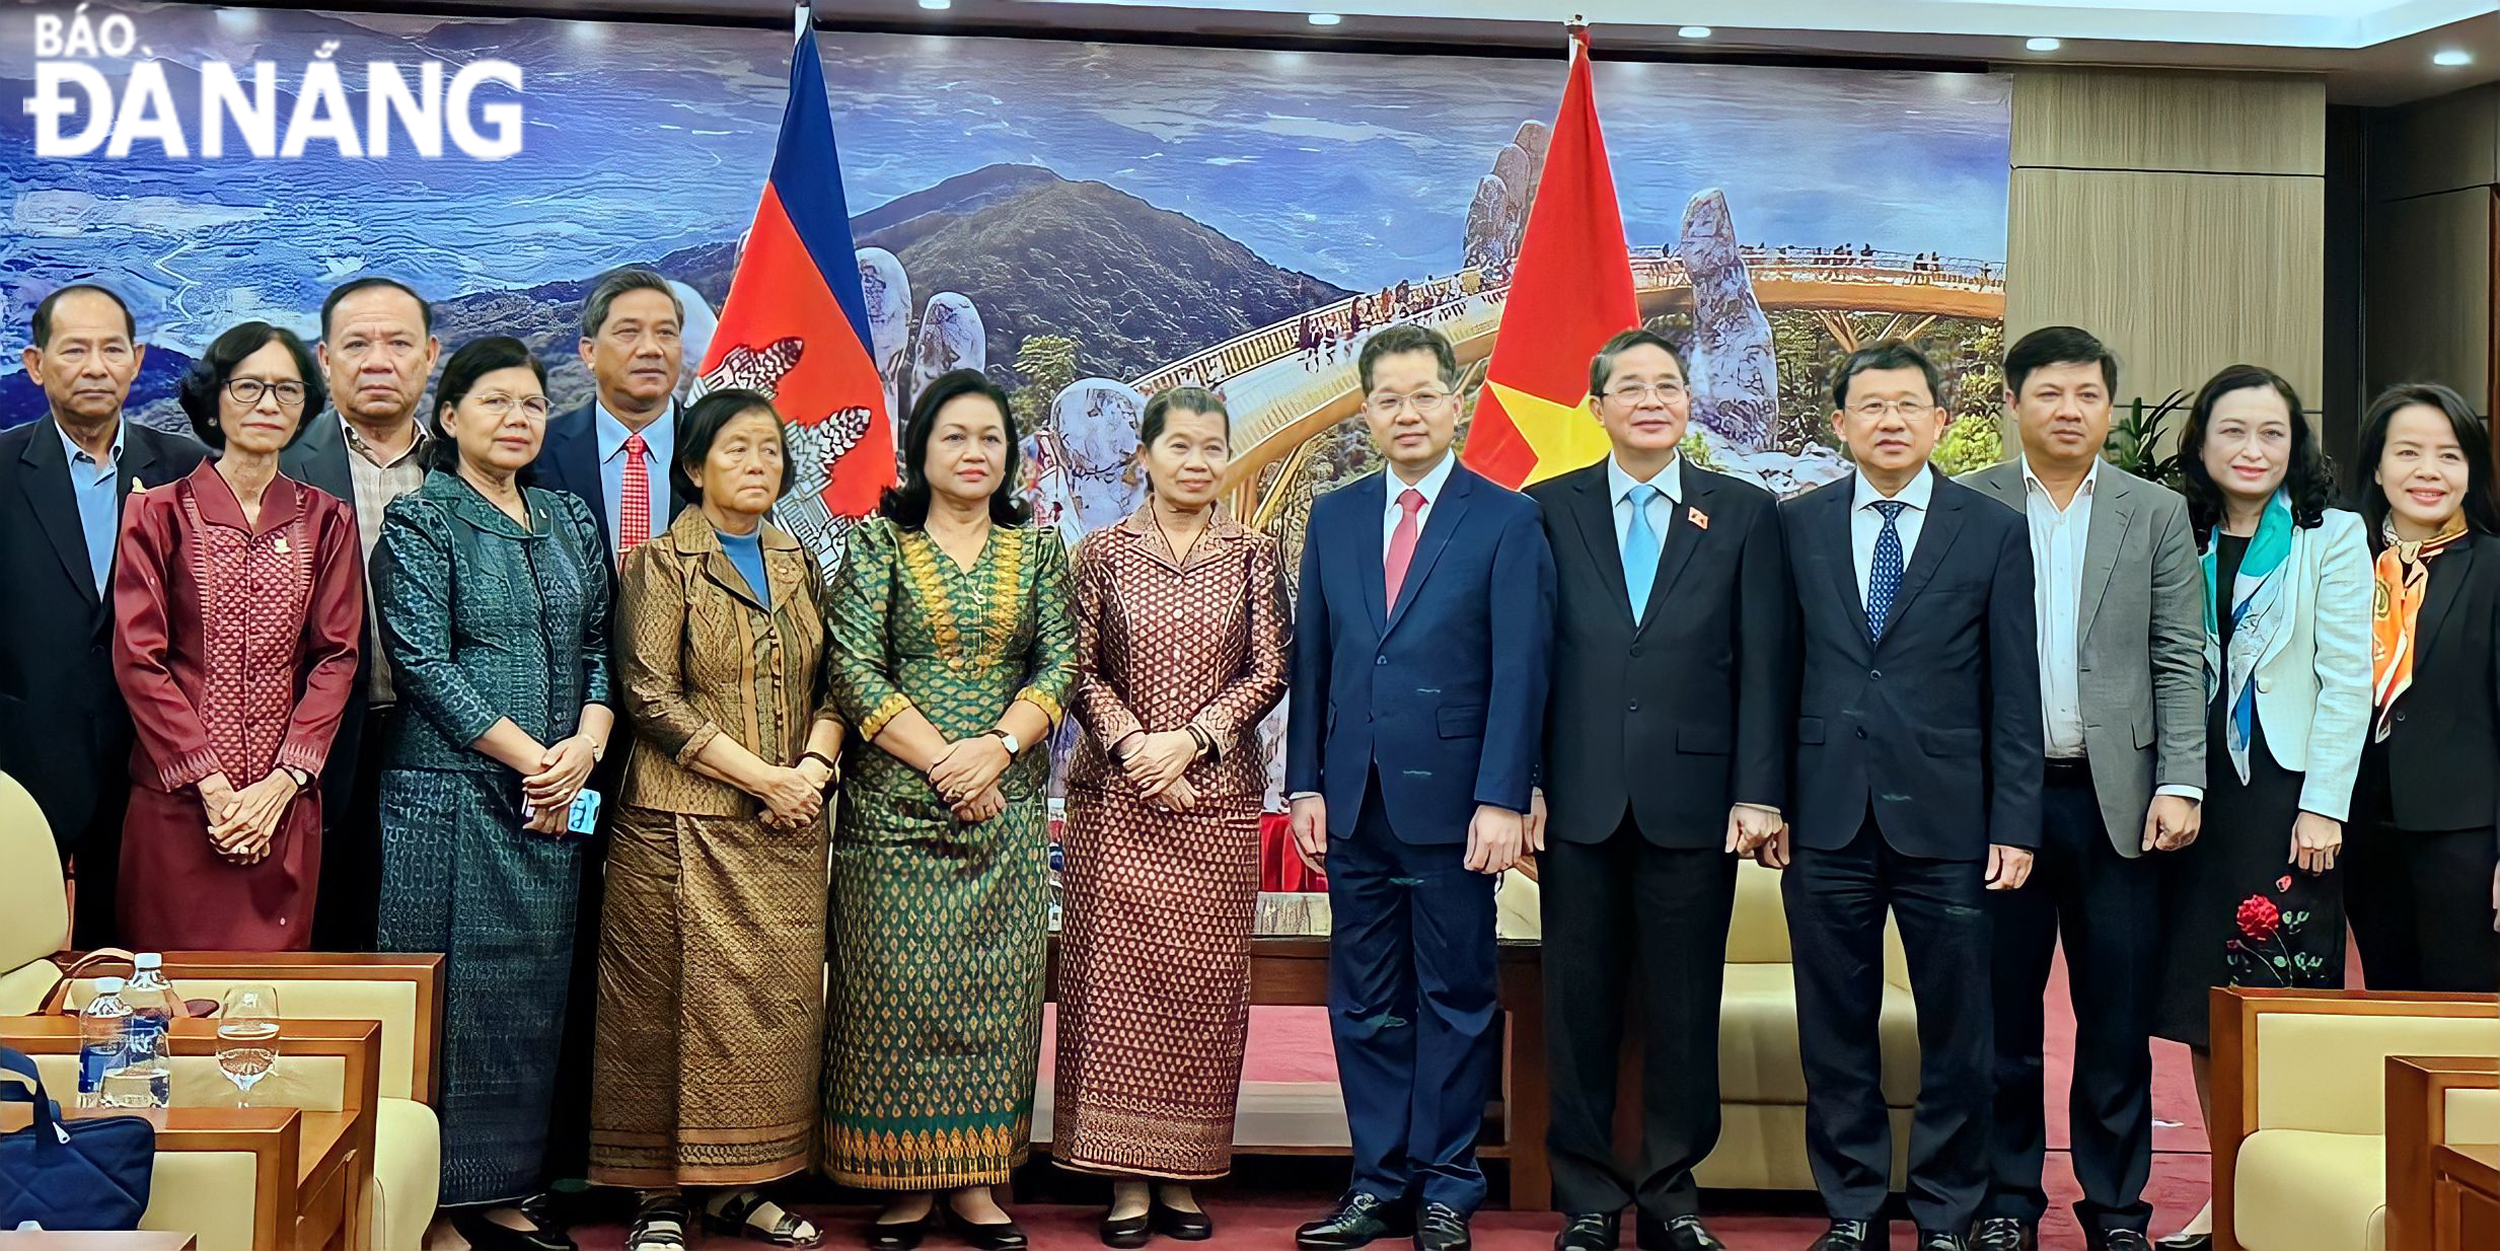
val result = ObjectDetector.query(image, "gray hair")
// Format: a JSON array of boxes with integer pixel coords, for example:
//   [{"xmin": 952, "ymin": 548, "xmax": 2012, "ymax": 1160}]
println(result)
[{"xmin": 580, "ymin": 267, "xmax": 683, "ymax": 339}]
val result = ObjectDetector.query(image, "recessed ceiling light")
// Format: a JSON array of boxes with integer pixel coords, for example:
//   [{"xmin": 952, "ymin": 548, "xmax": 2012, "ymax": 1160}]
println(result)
[
  {"xmin": 1678, "ymin": 26, "xmax": 1713, "ymax": 39},
  {"xmin": 2026, "ymin": 37, "xmax": 2062, "ymax": 52},
  {"xmin": 2434, "ymin": 49, "xmax": 2474, "ymax": 67},
  {"xmin": 918, "ymin": 0, "xmax": 951, "ymax": 9},
  {"xmin": 1308, "ymin": 12, "xmax": 1343, "ymax": 25}
]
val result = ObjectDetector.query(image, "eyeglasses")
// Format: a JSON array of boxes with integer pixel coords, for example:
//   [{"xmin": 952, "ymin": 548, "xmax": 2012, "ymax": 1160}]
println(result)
[
  {"xmin": 1603, "ymin": 381, "xmax": 1688, "ymax": 405},
  {"xmin": 470, "ymin": 393, "xmax": 551, "ymax": 420},
  {"xmin": 1365, "ymin": 389, "xmax": 1456, "ymax": 417},
  {"xmin": 1846, "ymin": 399, "xmax": 1938, "ymax": 421},
  {"xmin": 226, "ymin": 378, "xmax": 308, "ymax": 409}
]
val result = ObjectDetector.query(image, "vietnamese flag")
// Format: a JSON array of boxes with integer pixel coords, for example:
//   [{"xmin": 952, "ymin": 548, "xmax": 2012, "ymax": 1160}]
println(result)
[
  {"xmin": 1462, "ymin": 29, "xmax": 1639, "ymax": 489},
  {"xmin": 699, "ymin": 9, "xmax": 894, "ymax": 518}
]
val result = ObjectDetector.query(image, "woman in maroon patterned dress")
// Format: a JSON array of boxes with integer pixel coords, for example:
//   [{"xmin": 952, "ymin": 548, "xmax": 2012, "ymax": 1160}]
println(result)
[
  {"xmin": 1055, "ymin": 387, "xmax": 1291, "ymax": 1246},
  {"xmin": 111, "ymin": 322, "xmax": 362, "ymax": 951}
]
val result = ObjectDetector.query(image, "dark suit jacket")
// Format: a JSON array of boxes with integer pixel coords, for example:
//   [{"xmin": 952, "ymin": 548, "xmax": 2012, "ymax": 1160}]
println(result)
[
  {"xmin": 0, "ymin": 416, "xmax": 208, "ymax": 858},
  {"xmin": 1527, "ymin": 459, "xmax": 1791, "ymax": 847},
  {"xmin": 1285, "ymin": 463, "xmax": 1556, "ymax": 843},
  {"xmin": 2360, "ymin": 532, "xmax": 2500, "ymax": 834},
  {"xmin": 278, "ymin": 412, "xmax": 400, "ymax": 826},
  {"xmin": 1779, "ymin": 468, "xmax": 2043, "ymax": 859},
  {"xmin": 530, "ymin": 400, "xmax": 691, "ymax": 557}
]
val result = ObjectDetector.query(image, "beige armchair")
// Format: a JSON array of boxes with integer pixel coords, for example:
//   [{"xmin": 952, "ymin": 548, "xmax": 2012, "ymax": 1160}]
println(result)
[{"xmin": 0, "ymin": 772, "xmax": 68, "ymax": 1013}]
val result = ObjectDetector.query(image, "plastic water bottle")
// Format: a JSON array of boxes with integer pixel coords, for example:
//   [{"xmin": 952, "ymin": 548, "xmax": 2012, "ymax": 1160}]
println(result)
[
  {"xmin": 116, "ymin": 954, "xmax": 178, "ymax": 1109},
  {"xmin": 77, "ymin": 977, "xmax": 133, "ymax": 1109}
]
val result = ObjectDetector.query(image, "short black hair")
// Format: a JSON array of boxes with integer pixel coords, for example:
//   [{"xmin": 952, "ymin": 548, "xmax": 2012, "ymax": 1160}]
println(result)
[
  {"xmin": 1358, "ymin": 323, "xmax": 1459, "ymax": 395},
  {"xmin": 581, "ymin": 267, "xmax": 683, "ymax": 339},
  {"xmin": 1588, "ymin": 328, "xmax": 1688, "ymax": 397},
  {"xmin": 2355, "ymin": 382, "xmax": 2500, "ymax": 549},
  {"xmin": 1831, "ymin": 339, "xmax": 1945, "ymax": 411},
  {"xmin": 2176, "ymin": 363, "xmax": 2337, "ymax": 536},
  {"xmin": 1139, "ymin": 385, "xmax": 1229, "ymax": 451},
  {"xmin": 425, "ymin": 336, "xmax": 547, "ymax": 472},
  {"xmin": 879, "ymin": 368, "xmax": 1031, "ymax": 529},
  {"xmin": 320, "ymin": 277, "xmax": 433, "ymax": 340},
  {"xmin": 32, "ymin": 283, "xmax": 135, "ymax": 348},
  {"xmin": 2004, "ymin": 325, "xmax": 2118, "ymax": 397},
  {"xmin": 175, "ymin": 322, "xmax": 326, "ymax": 450},
  {"xmin": 672, "ymin": 388, "xmax": 793, "ymax": 506}
]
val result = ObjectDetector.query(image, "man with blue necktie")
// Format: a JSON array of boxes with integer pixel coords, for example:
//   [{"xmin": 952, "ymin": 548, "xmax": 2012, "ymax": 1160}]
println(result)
[
  {"xmin": 1766, "ymin": 340, "xmax": 2043, "ymax": 1251},
  {"xmin": 1289, "ymin": 322, "xmax": 1556, "ymax": 1251},
  {"xmin": 1524, "ymin": 329, "xmax": 1790, "ymax": 1251}
]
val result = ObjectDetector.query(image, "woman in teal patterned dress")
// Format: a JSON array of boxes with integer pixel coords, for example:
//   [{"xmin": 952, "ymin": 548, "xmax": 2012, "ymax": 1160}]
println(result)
[
  {"xmin": 374, "ymin": 337, "xmax": 615, "ymax": 1251},
  {"xmin": 822, "ymin": 369, "xmax": 1074, "ymax": 1251}
]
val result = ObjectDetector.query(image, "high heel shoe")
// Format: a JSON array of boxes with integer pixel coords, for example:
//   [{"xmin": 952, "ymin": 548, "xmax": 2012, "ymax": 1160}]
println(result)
[
  {"xmin": 943, "ymin": 1200, "xmax": 1030, "ymax": 1251},
  {"xmin": 449, "ymin": 1205, "xmax": 577, "ymax": 1251},
  {"xmin": 1100, "ymin": 1206, "xmax": 1153, "ymax": 1249},
  {"xmin": 1151, "ymin": 1193, "xmax": 1214, "ymax": 1242},
  {"xmin": 865, "ymin": 1205, "xmax": 933, "ymax": 1251},
  {"xmin": 2152, "ymin": 1234, "xmax": 2212, "ymax": 1251}
]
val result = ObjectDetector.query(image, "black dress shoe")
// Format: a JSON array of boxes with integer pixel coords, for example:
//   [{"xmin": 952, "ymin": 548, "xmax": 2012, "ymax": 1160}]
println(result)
[
  {"xmin": 1297, "ymin": 1193, "xmax": 1412, "ymax": 1251},
  {"xmin": 1556, "ymin": 1212, "xmax": 1619, "ymax": 1251},
  {"xmin": 2152, "ymin": 1234, "xmax": 2212, "ymax": 1251},
  {"xmin": 1917, "ymin": 1232, "xmax": 1969, "ymax": 1251},
  {"xmin": 1969, "ymin": 1217, "xmax": 2037, "ymax": 1250},
  {"xmin": 1416, "ymin": 1202, "xmax": 1472, "ymax": 1251},
  {"xmin": 1809, "ymin": 1220, "xmax": 1875, "ymax": 1251},
  {"xmin": 940, "ymin": 1202, "xmax": 1028, "ymax": 1251},
  {"xmin": 1100, "ymin": 1207, "xmax": 1152, "ymax": 1249},
  {"xmin": 450, "ymin": 1207, "xmax": 578, "ymax": 1251},
  {"xmin": 865, "ymin": 1207, "xmax": 932, "ymax": 1251},
  {"xmin": 2092, "ymin": 1232, "xmax": 2153, "ymax": 1251},
  {"xmin": 1638, "ymin": 1214, "xmax": 1727, "ymax": 1251},
  {"xmin": 1151, "ymin": 1194, "xmax": 1214, "ymax": 1242}
]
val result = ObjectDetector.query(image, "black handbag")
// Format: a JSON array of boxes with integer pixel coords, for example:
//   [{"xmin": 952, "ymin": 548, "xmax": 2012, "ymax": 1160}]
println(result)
[{"xmin": 0, "ymin": 1044, "xmax": 155, "ymax": 1231}]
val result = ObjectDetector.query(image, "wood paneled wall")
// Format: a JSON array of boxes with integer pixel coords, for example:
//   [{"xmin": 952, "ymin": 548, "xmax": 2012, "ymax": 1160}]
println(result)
[
  {"xmin": 2006, "ymin": 68, "xmax": 2328, "ymax": 416},
  {"xmin": 2365, "ymin": 85, "xmax": 2500, "ymax": 420}
]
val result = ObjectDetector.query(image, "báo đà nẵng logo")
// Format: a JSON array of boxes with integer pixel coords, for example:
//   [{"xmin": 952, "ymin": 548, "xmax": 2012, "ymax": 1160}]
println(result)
[{"xmin": 22, "ymin": 3, "xmax": 526, "ymax": 160}]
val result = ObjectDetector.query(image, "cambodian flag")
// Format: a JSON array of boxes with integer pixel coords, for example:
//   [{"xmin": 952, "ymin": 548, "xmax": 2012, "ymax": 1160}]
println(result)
[{"xmin": 699, "ymin": 7, "xmax": 894, "ymax": 542}]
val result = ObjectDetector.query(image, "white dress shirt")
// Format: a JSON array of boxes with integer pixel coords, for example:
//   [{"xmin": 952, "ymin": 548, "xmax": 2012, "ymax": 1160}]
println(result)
[
  {"xmin": 1606, "ymin": 453, "xmax": 1683, "ymax": 553},
  {"xmin": 1382, "ymin": 451, "xmax": 1458, "ymax": 559},
  {"xmin": 594, "ymin": 401, "xmax": 675, "ymax": 556},
  {"xmin": 2024, "ymin": 458, "xmax": 2095, "ymax": 759},
  {"xmin": 1849, "ymin": 467, "xmax": 1934, "ymax": 612}
]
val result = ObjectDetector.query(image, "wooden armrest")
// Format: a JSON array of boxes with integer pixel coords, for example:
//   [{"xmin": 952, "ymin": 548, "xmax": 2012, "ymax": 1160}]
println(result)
[{"xmin": 2388, "ymin": 1056, "xmax": 2500, "ymax": 1251}]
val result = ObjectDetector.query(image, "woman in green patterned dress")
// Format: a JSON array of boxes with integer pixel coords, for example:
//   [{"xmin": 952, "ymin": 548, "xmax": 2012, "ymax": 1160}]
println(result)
[{"xmin": 822, "ymin": 368, "xmax": 1075, "ymax": 1251}]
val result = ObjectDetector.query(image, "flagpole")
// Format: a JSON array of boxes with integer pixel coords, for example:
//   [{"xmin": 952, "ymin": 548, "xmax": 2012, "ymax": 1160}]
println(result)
[
  {"xmin": 1566, "ymin": 14, "xmax": 1587, "ymax": 60},
  {"xmin": 794, "ymin": 0, "xmax": 811, "ymax": 42}
]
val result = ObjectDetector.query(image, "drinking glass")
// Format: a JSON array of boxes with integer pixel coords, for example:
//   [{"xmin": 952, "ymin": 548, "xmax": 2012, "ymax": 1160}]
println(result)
[{"xmin": 215, "ymin": 984, "xmax": 280, "ymax": 1106}]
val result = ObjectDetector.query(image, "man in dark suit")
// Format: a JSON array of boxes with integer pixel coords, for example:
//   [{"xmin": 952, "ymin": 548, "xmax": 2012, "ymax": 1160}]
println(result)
[
  {"xmin": 1959, "ymin": 328, "xmax": 2205, "ymax": 1251},
  {"xmin": 1525, "ymin": 329, "xmax": 1790, "ymax": 1251},
  {"xmin": 282, "ymin": 276, "xmax": 440, "ymax": 952},
  {"xmin": 1767, "ymin": 340, "xmax": 2043, "ymax": 1251},
  {"xmin": 0, "ymin": 284, "xmax": 206, "ymax": 944},
  {"xmin": 1288, "ymin": 323, "xmax": 1556, "ymax": 1251}
]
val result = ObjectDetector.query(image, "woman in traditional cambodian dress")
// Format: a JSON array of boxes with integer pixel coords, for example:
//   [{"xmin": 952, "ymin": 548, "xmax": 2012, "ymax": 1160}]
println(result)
[
  {"xmin": 112, "ymin": 322, "xmax": 361, "ymax": 951},
  {"xmin": 593, "ymin": 391, "xmax": 840, "ymax": 1251},
  {"xmin": 373, "ymin": 336, "xmax": 614, "ymax": 1251},
  {"xmin": 1054, "ymin": 388, "xmax": 1288, "ymax": 1246},
  {"xmin": 821, "ymin": 369, "xmax": 1075, "ymax": 1251}
]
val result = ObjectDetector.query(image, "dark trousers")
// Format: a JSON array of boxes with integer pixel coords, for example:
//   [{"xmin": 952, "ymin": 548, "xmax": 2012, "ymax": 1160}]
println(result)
[
  {"xmin": 312, "ymin": 705, "xmax": 395, "ymax": 952},
  {"xmin": 1540, "ymin": 820, "xmax": 1737, "ymax": 1220},
  {"xmin": 2347, "ymin": 822, "xmax": 2500, "ymax": 993},
  {"xmin": 68, "ymin": 786, "xmax": 131, "ymax": 950},
  {"xmin": 541, "ymin": 747, "xmax": 622, "ymax": 1183},
  {"xmin": 1784, "ymin": 809, "xmax": 1992, "ymax": 1233},
  {"xmin": 1327, "ymin": 778, "xmax": 1499, "ymax": 1214},
  {"xmin": 1983, "ymin": 762, "xmax": 2159, "ymax": 1233}
]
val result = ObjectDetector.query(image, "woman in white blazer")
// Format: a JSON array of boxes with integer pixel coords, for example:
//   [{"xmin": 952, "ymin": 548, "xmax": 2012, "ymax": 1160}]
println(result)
[{"xmin": 2153, "ymin": 365, "xmax": 2372, "ymax": 1251}]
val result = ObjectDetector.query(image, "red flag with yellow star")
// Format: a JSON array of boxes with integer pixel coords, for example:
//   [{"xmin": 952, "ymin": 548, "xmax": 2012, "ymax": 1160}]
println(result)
[{"xmin": 1462, "ymin": 29, "xmax": 1638, "ymax": 489}]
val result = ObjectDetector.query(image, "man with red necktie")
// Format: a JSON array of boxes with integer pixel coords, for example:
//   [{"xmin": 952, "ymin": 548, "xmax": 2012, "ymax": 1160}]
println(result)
[{"xmin": 1286, "ymin": 323, "xmax": 1556, "ymax": 1251}]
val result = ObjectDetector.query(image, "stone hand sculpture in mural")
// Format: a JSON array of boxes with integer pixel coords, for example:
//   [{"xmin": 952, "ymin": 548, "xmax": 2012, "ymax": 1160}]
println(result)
[
  {"xmin": 910, "ymin": 290, "xmax": 988, "ymax": 399},
  {"xmin": 1677, "ymin": 188, "xmax": 1779, "ymax": 452},
  {"xmin": 1462, "ymin": 120, "xmax": 1551, "ymax": 273}
]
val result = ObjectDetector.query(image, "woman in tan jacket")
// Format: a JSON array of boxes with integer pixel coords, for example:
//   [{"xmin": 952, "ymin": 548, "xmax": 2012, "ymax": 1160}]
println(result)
[{"xmin": 589, "ymin": 390, "xmax": 842, "ymax": 1251}]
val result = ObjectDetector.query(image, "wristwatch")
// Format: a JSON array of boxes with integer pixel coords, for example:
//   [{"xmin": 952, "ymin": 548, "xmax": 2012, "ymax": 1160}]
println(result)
[
  {"xmin": 281, "ymin": 766, "xmax": 312, "ymax": 791},
  {"xmin": 988, "ymin": 728, "xmax": 1022, "ymax": 757}
]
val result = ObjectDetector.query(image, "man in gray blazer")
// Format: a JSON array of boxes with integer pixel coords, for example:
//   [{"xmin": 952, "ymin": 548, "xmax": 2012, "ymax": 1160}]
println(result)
[{"xmin": 1958, "ymin": 327, "xmax": 2206, "ymax": 1251}]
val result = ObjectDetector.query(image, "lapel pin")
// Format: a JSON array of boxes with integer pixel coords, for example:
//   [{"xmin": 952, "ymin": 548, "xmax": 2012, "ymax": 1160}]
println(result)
[
  {"xmin": 1687, "ymin": 506, "xmax": 1710, "ymax": 531},
  {"xmin": 273, "ymin": 535, "xmax": 291, "ymax": 555}
]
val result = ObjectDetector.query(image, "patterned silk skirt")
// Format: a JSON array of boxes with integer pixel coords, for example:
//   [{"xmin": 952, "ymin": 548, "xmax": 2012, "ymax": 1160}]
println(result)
[
  {"xmin": 822, "ymin": 786, "xmax": 1049, "ymax": 1189},
  {"xmin": 375, "ymin": 767, "xmax": 581, "ymax": 1207},
  {"xmin": 589, "ymin": 807, "xmax": 829, "ymax": 1187},
  {"xmin": 1051, "ymin": 788, "xmax": 1262, "ymax": 1180}
]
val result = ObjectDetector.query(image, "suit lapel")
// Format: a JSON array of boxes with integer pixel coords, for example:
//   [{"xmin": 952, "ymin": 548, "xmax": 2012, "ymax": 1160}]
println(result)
[
  {"xmin": 561, "ymin": 417, "xmax": 615, "ymax": 557},
  {"xmin": 1565, "ymin": 469, "xmax": 1636, "ymax": 626},
  {"xmin": 2414, "ymin": 538, "xmax": 2474, "ymax": 670},
  {"xmin": 1386, "ymin": 467, "xmax": 1474, "ymax": 637},
  {"xmin": 2077, "ymin": 474, "xmax": 2132, "ymax": 644},
  {"xmin": 1639, "ymin": 472, "xmax": 1713, "ymax": 636},
  {"xmin": 1819, "ymin": 483, "xmax": 1874, "ymax": 650},
  {"xmin": 20, "ymin": 421, "xmax": 99, "ymax": 607},
  {"xmin": 1879, "ymin": 471, "xmax": 1965, "ymax": 638},
  {"xmin": 1357, "ymin": 475, "xmax": 1389, "ymax": 634}
]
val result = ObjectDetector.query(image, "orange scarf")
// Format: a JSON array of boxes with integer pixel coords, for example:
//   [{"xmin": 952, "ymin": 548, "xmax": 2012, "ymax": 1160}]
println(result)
[{"xmin": 2370, "ymin": 514, "xmax": 2471, "ymax": 741}]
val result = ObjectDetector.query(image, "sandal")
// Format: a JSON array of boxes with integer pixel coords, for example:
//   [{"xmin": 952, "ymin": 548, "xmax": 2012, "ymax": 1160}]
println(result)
[
  {"xmin": 628, "ymin": 1194, "xmax": 692, "ymax": 1251},
  {"xmin": 703, "ymin": 1190, "xmax": 823, "ymax": 1249}
]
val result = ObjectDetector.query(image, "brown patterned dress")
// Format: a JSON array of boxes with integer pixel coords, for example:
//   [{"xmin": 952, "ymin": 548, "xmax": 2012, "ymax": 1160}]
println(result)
[
  {"xmin": 590, "ymin": 508, "xmax": 840, "ymax": 1187},
  {"xmin": 1054, "ymin": 504, "xmax": 1291, "ymax": 1179}
]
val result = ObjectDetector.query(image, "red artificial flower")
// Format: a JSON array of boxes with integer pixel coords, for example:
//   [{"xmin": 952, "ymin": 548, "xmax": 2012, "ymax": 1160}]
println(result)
[{"xmin": 2237, "ymin": 895, "xmax": 2282, "ymax": 942}]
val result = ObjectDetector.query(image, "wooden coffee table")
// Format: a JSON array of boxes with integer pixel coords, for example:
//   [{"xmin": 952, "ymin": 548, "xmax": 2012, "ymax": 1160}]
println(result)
[{"xmin": 2433, "ymin": 1142, "xmax": 2500, "ymax": 1251}]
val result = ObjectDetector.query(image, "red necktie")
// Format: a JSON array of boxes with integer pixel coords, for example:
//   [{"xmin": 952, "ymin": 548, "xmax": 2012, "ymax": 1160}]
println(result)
[
  {"xmin": 1385, "ymin": 487, "xmax": 1425, "ymax": 606},
  {"xmin": 619, "ymin": 432, "xmax": 650, "ymax": 559}
]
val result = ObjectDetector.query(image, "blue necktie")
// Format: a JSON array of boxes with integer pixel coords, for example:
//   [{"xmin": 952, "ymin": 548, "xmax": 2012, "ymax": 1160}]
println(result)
[
  {"xmin": 1867, "ymin": 499, "xmax": 1907, "ymax": 639},
  {"xmin": 1622, "ymin": 483, "xmax": 1662, "ymax": 625}
]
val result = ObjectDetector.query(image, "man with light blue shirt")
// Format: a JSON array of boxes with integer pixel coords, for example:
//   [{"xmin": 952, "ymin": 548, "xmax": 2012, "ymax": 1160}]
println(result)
[
  {"xmin": 535, "ymin": 267, "xmax": 690, "ymax": 561},
  {"xmin": 0, "ymin": 284, "xmax": 206, "ymax": 945},
  {"xmin": 1523, "ymin": 329, "xmax": 1789, "ymax": 1251}
]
